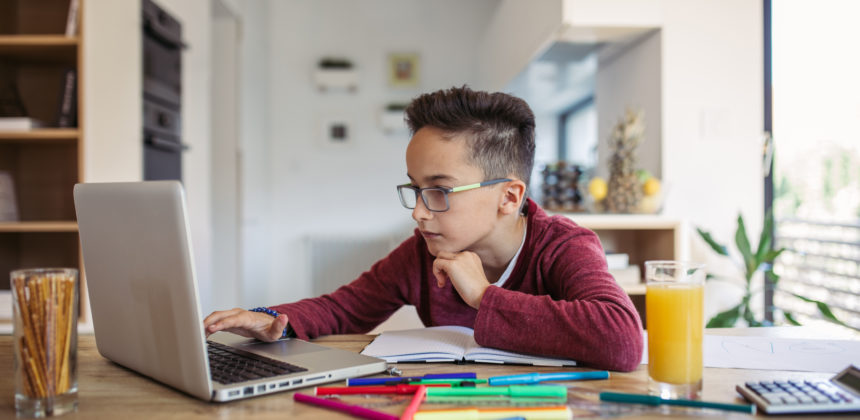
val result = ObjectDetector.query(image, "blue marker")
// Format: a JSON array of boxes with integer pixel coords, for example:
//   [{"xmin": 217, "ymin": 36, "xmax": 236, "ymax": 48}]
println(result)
[
  {"xmin": 488, "ymin": 370, "xmax": 609, "ymax": 386},
  {"xmin": 347, "ymin": 372, "xmax": 477, "ymax": 386}
]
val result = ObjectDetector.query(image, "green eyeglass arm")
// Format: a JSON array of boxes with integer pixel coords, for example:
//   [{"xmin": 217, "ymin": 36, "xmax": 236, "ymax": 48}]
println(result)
[{"xmin": 450, "ymin": 178, "xmax": 512, "ymax": 193}]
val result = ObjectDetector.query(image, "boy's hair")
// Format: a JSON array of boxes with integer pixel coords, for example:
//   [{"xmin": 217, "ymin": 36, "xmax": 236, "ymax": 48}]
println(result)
[{"xmin": 405, "ymin": 86, "xmax": 536, "ymax": 189}]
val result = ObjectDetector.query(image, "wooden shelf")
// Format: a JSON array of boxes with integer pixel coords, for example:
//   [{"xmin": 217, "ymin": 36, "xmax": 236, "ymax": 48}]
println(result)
[
  {"xmin": 621, "ymin": 283, "xmax": 646, "ymax": 295},
  {"xmin": 0, "ymin": 35, "xmax": 78, "ymax": 63},
  {"xmin": 549, "ymin": 212, "xmax": 683, "ymax": 230},
  {"xmin": 0, "ymin": 128, "xmax": 79, "ymax": 141},
  {"xmin": 0, "ymin": 221, "xmax": 78, "ymax": 232},
  {"xmin": 0, "ymin": 34, "xmax": 79, "ymax": 46}
]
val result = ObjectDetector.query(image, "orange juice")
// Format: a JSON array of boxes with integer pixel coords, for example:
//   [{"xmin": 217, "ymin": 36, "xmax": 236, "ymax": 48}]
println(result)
[{"xmin": 646, "ymin": 283, "xmax": 704, "ymax": 385}]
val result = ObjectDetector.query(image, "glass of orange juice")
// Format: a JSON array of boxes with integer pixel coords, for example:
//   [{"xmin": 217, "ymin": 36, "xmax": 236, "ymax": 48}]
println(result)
[{"xmin": 645, "ymin": 260, "xmax": 705, "ymax": 399}]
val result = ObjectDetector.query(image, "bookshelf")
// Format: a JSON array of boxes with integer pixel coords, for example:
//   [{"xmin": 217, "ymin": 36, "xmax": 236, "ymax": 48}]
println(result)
[
  {"xmin": 0, "ymin": 0, "xmax": 86, "ymax": 328},
  {"xmin": 550, "ymin": 213, "xmax": 690, "ymax": 327}
]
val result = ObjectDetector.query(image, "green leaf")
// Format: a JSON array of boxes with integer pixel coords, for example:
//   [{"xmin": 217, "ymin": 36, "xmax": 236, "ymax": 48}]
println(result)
[
  {"xmin": 735, "ymin": 214, "xmax": 756, "ymax": 281},
  {"xmin": 790, "ymin": 293, "xmax": 848, "ymax": 327},
  {"xmin": 764, "ymin": 269, "xmax": 780, "ymax": 286},
  {"xmin": 783, "ymin": 311, "xmax": 802, "ymax": 326},
  {"xmin": 705, "ymin": 273, "xmax": 738, "ymax": 283},
  {"xmin": 707, "ymin": 303, "xmax": 742, "ymax": 328},
  {"xmin": 764, "ymin": 248, "xmax": 786, "ymax": 262},
  {"xmin": 754, "ymin": 210, "xmax": 775, "ymax": 267},
  {"xmin": 741, "ymin": 302, "xmax": 762, "ymax": 327},
  {"xmin": 697, "ymin": 227, "xmax": 729, "ymax": 256}
]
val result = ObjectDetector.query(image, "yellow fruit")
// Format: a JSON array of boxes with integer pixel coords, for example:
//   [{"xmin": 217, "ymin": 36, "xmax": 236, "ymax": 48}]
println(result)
[
  {"xmin": 643, "ymin": 177, "xmax": 661, "ymax": 196},
  {"xmin": 589, "ymin": 177, "xmax": 608, "ymax": 201}
]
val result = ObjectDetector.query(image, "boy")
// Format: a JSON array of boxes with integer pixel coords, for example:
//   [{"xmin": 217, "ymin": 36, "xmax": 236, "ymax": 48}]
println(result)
[{"xmin": 204, "ymin": 86, "xmax": 643, "ymax": 371}]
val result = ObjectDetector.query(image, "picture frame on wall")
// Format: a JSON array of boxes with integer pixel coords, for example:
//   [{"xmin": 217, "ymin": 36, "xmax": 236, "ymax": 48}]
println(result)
[
  {"xmin": 317, "ymin": 115, "xmax": 355, "ymax": 150},
  {"xmin": 387, "ymin": 53, "xmax": 420, "ymax": 88}
]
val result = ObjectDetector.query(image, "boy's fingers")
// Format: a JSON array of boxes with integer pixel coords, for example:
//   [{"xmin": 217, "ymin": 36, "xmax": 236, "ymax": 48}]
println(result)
[
  {"xmin": 208, "ymin": 311, "xmax": 258, "ymax": 333},
  {"xmin": 267, "ymin": 314, "xmax": 289, "ymax": 340},
  {"xmin": 432, "ymin": 260, "xmax": 450, "ymax": 288},
  {"xmin": 203, "ymin": 308, "xmax": 244, "ymax": 328}
]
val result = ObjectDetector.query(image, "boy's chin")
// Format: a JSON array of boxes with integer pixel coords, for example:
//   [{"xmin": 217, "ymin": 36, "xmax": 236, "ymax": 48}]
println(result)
[{"xmin": 426, "ymin": 243, "xmax": 467, "ymax": 257}]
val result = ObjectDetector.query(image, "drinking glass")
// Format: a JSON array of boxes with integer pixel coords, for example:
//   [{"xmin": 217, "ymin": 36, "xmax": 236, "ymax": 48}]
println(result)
[
  {"xmin": 645, "ymin": 261, "xmax": 705, "ymax": 399},
  {"xmin": 11, "ymin": 268, "xmax": 79, "ymax": 417}
]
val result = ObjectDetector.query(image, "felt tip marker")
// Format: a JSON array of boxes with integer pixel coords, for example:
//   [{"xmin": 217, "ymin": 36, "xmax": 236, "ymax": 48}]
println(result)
[{"xmin": 488, "ymin": 371, "xmax": 609, "ymax": 386}]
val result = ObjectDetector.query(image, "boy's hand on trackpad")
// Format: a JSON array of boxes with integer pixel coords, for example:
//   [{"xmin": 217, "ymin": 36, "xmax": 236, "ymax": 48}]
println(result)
[{"xmin": 203, "ymin": 308, "xmax": 288, "ymax": 342}]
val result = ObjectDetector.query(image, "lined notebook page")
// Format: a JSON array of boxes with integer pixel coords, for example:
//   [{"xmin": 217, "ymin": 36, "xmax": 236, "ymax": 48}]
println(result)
[
  {"xmin": 464, "ymin": 344, "xmax": 577, "ymax": 366},
  {"xmin": 361, "ymin": 326, "xmax": 474, "ymax": 362},
  {"xmin": 361, "ymin": 326, "xmax": 577, "ymax": 366}
]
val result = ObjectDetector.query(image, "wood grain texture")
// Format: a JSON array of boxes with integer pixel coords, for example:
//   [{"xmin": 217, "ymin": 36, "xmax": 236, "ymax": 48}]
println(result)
[{"xmin": 0, "ymin": 328, "xmax": 848, "ymax": 419}]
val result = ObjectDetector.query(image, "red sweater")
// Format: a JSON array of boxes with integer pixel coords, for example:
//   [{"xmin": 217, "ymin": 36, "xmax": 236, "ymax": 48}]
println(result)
[{"xmin": 273, "ymin": 199, "xmax": 644, "ymax": 371}]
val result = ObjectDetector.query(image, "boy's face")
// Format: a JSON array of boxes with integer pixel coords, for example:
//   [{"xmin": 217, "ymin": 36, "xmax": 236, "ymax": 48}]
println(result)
[{"xmin": 405, "ymin": 126, "xmax": 504, "ymax": 256}]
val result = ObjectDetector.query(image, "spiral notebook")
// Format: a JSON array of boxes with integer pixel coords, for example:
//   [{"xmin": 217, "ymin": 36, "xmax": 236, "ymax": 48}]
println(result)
[{"xmin": 361, "ymin": 325, "xmax": 577, "ymax": 366}]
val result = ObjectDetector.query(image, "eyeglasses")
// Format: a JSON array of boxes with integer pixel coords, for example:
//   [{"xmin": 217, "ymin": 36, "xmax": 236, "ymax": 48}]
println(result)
[{"xmin": 396, "ymin": 178, "xmax": 512, "ymax": 212}]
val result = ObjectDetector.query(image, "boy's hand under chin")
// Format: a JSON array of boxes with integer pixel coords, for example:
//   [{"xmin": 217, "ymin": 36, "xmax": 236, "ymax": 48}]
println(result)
[{"xmin": 432, "ymin": 251, "xmax": 490, "ymax": 309}]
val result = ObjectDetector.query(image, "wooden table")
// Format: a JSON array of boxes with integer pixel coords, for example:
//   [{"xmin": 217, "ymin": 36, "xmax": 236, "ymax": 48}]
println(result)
[{"xmin": 1, "ymin": 328, "xmax": 856, "ymax": 419}]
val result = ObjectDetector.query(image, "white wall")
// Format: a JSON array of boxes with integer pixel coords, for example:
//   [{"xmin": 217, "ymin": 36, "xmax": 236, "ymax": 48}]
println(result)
[
  {"xmin": 263, "ymin": 0, "xmax": 499, "ymax": 304},
  {"xmin": 224, "ymin": 0, "xmax": 273, "ymax": 310},
  {"xmin": 595, "ymin": 30, "xmax": 662, "ymax": 180},
  {"xmin": 209, "ymin": 0, "xmax": 241, "ymax": 313},
  {"xmin": 83, "ymin": 0, "xmax": 143, "ymax": 182},
  {"xmin": 476, "ymin": 0, "xmax": 564, "ymax": 91}
]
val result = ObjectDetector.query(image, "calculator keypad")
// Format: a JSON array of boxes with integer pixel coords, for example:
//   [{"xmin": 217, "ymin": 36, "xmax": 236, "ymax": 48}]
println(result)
[{"xmin": 738, "ymin": 379, "xmax": 860, "ymax": 414}]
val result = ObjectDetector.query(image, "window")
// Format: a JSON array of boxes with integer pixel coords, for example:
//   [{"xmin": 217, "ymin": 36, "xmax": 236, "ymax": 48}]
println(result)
[
  {"xmin": 767, "ymin": 0, "xmax": 860, "ymax": 331},
  {"xmin": 558, "ymin": 96, "xmax": 597, "ymax": 167}
]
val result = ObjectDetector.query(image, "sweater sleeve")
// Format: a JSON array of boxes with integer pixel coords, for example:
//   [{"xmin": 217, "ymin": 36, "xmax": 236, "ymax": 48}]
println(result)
[
  {"xmin": 269, "ymin": 236, "xmax": 418, "ymax": 339},
  {"xmin": 472, "ymin": 228, "xmax": 644, "ymax": 372}
]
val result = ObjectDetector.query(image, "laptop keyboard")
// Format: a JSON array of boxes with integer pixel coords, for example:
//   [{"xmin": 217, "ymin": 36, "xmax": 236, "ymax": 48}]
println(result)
[{"xmin": 207, "ymin": 341, "xmax": 307, "ymax": 385}]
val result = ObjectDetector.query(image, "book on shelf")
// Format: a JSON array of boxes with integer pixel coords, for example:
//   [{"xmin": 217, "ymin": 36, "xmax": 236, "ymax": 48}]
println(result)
[
  {"xmin": 609, "ymin": 265, "xmax": 641, "ymax": 286},
  {"xmin": 56, "ymin": 68, "xmax": 78, "ymax": 128},
  {"xmin": 0, "ymin": 117, "xmax": 45, "ymax": 131},
  {"xmin": 65, "ymin": 0, "xmax": 80, "ymax": 37},
  {"xmin": 361, "ymin": 325, "xmax": 578, "ymax": 366},
  {"xmin": 0, "ymin": 171, "xmax": 19, "ymax": 222},
  {"xmin": 605, "ymin": 252, "xmax": 629, "ymax": 270},
  {"xmin": 0, "ymin": 290, "xmax": 11, "ymax": 320}
]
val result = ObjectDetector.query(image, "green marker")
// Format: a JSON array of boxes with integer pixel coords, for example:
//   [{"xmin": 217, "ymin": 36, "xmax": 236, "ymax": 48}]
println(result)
[
  {"xmin": 426, "ymin": 385, "xmax": 567, "ymax": 398},
  {"xmin": 411, "ymin": 379, "xmax": 488, "ymax": 386},
  {"xmin": 599, "ymin": 391, "xmax": 756, "ymax": 414},
  {"xmin": 425, "ymin": 395, "xmax": 567, "ymax": 406}
]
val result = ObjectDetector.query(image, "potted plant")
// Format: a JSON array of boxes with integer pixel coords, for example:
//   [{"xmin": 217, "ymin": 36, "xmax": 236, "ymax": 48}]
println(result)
[{"xmin": 697, "ymin": 211, "xmax": 846, "ymax": 328}]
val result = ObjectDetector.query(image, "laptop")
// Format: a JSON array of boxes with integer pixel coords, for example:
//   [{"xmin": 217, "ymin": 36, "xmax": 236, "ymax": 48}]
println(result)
[{"xmin": 73, "ymin": 181, "xmax": 387, "ymax": 402}]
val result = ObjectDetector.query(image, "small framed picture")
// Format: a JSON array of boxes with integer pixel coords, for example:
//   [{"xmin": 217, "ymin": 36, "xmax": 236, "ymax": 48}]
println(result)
[
  {"xmin": 0, "ymin": 171, "xmax": 19, "ymax": 222},
  {"xmin": 387, "ymin": 53, "xmax": 420, "ymax": 88},
  {"xmin": 318, "ymin": 115, "xmax": 355, "ymax": 150}
]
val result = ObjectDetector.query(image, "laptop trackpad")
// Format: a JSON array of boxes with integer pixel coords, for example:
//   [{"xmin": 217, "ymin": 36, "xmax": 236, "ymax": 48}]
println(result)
[
  {"xmin": 209, "ymin": 332, "xmax": 324, "ymax": 359},
  {"xmin": 239, "ymin": 339, "xmax": 323, "ymax": 358}
]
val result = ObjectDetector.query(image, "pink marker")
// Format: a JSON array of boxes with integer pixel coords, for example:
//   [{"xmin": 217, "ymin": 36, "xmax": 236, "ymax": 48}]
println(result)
[{"xmin": 294, "ymin": 392, "xmax": 399, "ymax": 420}]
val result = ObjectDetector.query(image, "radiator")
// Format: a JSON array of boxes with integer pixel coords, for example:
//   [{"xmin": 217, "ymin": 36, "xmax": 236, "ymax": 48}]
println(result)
[
  {"xmin": 304, "ymin": 233, "xmax": 405, "ymax": 296},
  {"xmin": 303, "ymin": 231, "xmax": 425, "ymax": 332}
]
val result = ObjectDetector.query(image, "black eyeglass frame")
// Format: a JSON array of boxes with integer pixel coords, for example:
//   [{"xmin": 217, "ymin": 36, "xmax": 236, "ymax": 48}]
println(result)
[{"xmin": 396, "ymin": 178, "xmax": 512, "ymax": 212}]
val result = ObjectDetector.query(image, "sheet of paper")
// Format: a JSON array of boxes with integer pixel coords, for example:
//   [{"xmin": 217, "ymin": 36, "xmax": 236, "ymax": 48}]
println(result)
[{"xmin": 640, "ymin": 332, "xmax": 860, "ymax": 373}]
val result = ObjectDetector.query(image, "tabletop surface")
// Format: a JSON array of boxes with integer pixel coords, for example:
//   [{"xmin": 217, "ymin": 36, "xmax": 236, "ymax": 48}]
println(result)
[{"xmin": 1, "ymin": 327, "xmax": 858, "ymax": 419}]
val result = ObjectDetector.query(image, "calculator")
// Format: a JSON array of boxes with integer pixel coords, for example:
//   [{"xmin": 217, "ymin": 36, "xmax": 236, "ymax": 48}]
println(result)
[{"xmin": 736, "ymin": 365, "xmax": 860, "ymax": 414}]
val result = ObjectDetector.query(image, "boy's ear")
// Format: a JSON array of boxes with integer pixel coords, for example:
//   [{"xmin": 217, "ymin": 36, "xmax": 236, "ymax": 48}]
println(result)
[{"xmin": 499, "ymin": 180, "xmax": 526, "ymax": 215}]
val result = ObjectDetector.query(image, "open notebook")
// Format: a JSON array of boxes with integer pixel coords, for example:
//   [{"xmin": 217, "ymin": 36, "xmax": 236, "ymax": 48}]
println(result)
[{"xmin": 361, "ymin": 326, "xmax": 577, "ymax": 367}]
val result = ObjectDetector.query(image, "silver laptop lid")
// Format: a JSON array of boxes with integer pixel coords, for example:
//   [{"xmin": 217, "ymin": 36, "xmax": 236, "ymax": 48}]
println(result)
[{"xmin": 74, "ymin": 181, "xmax": 212, "ymax": 400}]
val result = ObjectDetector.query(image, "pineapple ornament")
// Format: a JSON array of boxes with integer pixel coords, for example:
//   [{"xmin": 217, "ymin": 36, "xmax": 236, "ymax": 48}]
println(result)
[{"xmin": 606, "ymin": 109, "xmax": 645, "ymax": 213}]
